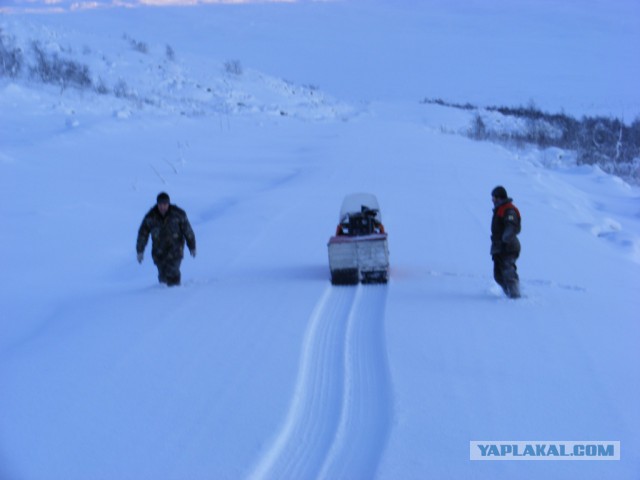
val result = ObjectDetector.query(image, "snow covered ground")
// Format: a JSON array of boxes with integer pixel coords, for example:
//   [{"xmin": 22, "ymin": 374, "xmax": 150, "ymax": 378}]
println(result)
[{"xmin": 1, "ymin": 1, "xmax": 639, "ymax": 479}]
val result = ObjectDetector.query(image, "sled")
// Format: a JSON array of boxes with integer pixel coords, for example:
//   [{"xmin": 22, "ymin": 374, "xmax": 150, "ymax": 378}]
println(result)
[{"xmin": 328, "ymin": 193, "xmax": 389, "ymax": 285}]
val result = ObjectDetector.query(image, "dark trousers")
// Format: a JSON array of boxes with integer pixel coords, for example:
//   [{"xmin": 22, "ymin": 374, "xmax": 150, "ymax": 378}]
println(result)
[
  {"xmin": 154, "ymin": 256, "xmax": 182, "ymax": 286},
  {"xmin": 493, "ymin": 254, "xmax": 520, "ymax": 298}
]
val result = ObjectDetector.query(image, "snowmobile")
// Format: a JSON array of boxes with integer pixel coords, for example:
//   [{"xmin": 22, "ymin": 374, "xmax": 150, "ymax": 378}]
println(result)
[{"xmin": 327, "ymin": 193, "xmax": 389, "ymax": 285}]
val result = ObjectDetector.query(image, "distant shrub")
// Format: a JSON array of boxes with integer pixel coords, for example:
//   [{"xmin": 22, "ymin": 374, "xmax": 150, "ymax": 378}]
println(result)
[
  {"xmin": 421, "ymin": 97, "xmax": 475, "ymax": 110},
  {"xmin": 30, "ymin": 41, "xmax": 92, "ymax": 90},
  {"xmin": 123, "ymin": 34, "xmax": 148, "ymax": 54},
  {"xmin": 113, "ymin": 79, "xmax": 130, "ymax": 98},
  {"xmin": 0, "ymin": 30, "xmax": 23, "ymax": 78},
  {"xmin": 224, "ymin": 59, "xmax": 243, "ymax": 76},
  {"xmin": 165, "ymin": 45, "xmax": 175, "ymax": 61},
  {"xmin": 95, "ymin": 77, "xmax": 109, "ymax": 95},
  {"xmin": 469, "ymin": 114, "xmax": 487, "ymax": 141}
]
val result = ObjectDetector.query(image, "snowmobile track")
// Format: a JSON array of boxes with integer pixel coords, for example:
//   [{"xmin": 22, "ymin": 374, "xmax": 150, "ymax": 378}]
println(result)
[{"xmin": 249, "ymin": 284, "xmax": 392, "ymax": 480}]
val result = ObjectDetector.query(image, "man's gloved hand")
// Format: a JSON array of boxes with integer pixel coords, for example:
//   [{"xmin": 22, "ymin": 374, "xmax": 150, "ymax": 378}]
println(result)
[
  {"xmin": 137, "ymin": 252, "xmax": 144, "ymax": 264},
  {"xmin": 190, "ymin": 249, "xmax": 196, "ymax": 258}
]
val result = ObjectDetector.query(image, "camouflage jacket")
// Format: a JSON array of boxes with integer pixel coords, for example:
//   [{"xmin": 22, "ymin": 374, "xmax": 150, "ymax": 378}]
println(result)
[
  {"xmin": 491, "ymin": 198, "xmax": 521, "ymax": 256},
  {"xmin": 136, "ymin": 204, "xmax": 196, "ymax": 261}
]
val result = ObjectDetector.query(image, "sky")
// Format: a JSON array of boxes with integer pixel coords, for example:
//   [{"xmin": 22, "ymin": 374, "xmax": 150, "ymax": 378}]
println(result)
[{"xmin": 0, "ymin": 0, "xmax": 305, "ymax": 14}]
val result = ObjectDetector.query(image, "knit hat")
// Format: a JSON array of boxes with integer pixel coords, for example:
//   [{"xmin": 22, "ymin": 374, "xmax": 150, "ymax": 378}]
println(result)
[
  {"xmin": 491, "ymin": 186, "xmax": 508, "ymax": 199},
  {"xmin": 157, "ymin": 192, "xmax": 170, "ymax": 204}
]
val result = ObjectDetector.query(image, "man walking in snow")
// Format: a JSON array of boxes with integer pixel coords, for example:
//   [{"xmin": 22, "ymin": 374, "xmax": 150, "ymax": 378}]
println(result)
[
  {"xmin": 490, "ymin": 186, "xmax": 521, "ymax": 298},
  {"xmin": 136, "ymin": 192, "xmax": 196, "ymax": 286}
]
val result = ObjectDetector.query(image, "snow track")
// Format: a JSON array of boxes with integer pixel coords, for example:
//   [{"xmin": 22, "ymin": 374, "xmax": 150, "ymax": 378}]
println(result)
[{"xmin": 249, "ymin": 284, "xmax": 392, "ymax": 480}]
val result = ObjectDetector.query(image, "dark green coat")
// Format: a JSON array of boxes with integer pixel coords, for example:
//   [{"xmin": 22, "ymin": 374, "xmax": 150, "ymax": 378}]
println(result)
[
  {"xmin": 491, "ymin": 198, "xmax": 521, "ymax": 256},
  {"xmin": 136, "ymin": 204, "xmax": 196, "ymax": 263}
]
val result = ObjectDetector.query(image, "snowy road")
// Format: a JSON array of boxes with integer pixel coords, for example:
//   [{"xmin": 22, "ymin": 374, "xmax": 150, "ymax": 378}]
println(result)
[
  {"xmin": 251, "ymin": 284, "xmax": 392, "ymax": 480},
  {"xmin": 1, "ymin": 104, "xmax": 638, "ymax": 479}
]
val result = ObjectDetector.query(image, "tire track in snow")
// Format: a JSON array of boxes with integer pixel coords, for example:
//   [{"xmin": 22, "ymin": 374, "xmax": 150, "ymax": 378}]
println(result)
[
  {"xmin": 318, "ymin": 284, "xmax": 392, "ymax": 479},
  {"xmin": 249, "ymin": 284, "xmax": 391, "ymax": 480}
]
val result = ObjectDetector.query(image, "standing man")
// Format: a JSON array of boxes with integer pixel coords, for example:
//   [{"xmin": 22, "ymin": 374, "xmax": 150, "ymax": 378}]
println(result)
[
  {"xmin": 137, "ymin": 192, "xmax": 196, "ymax": 286},
  {"xmin": 490, "ymin": 186, "xmax": 521, "ymax": 298}
]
